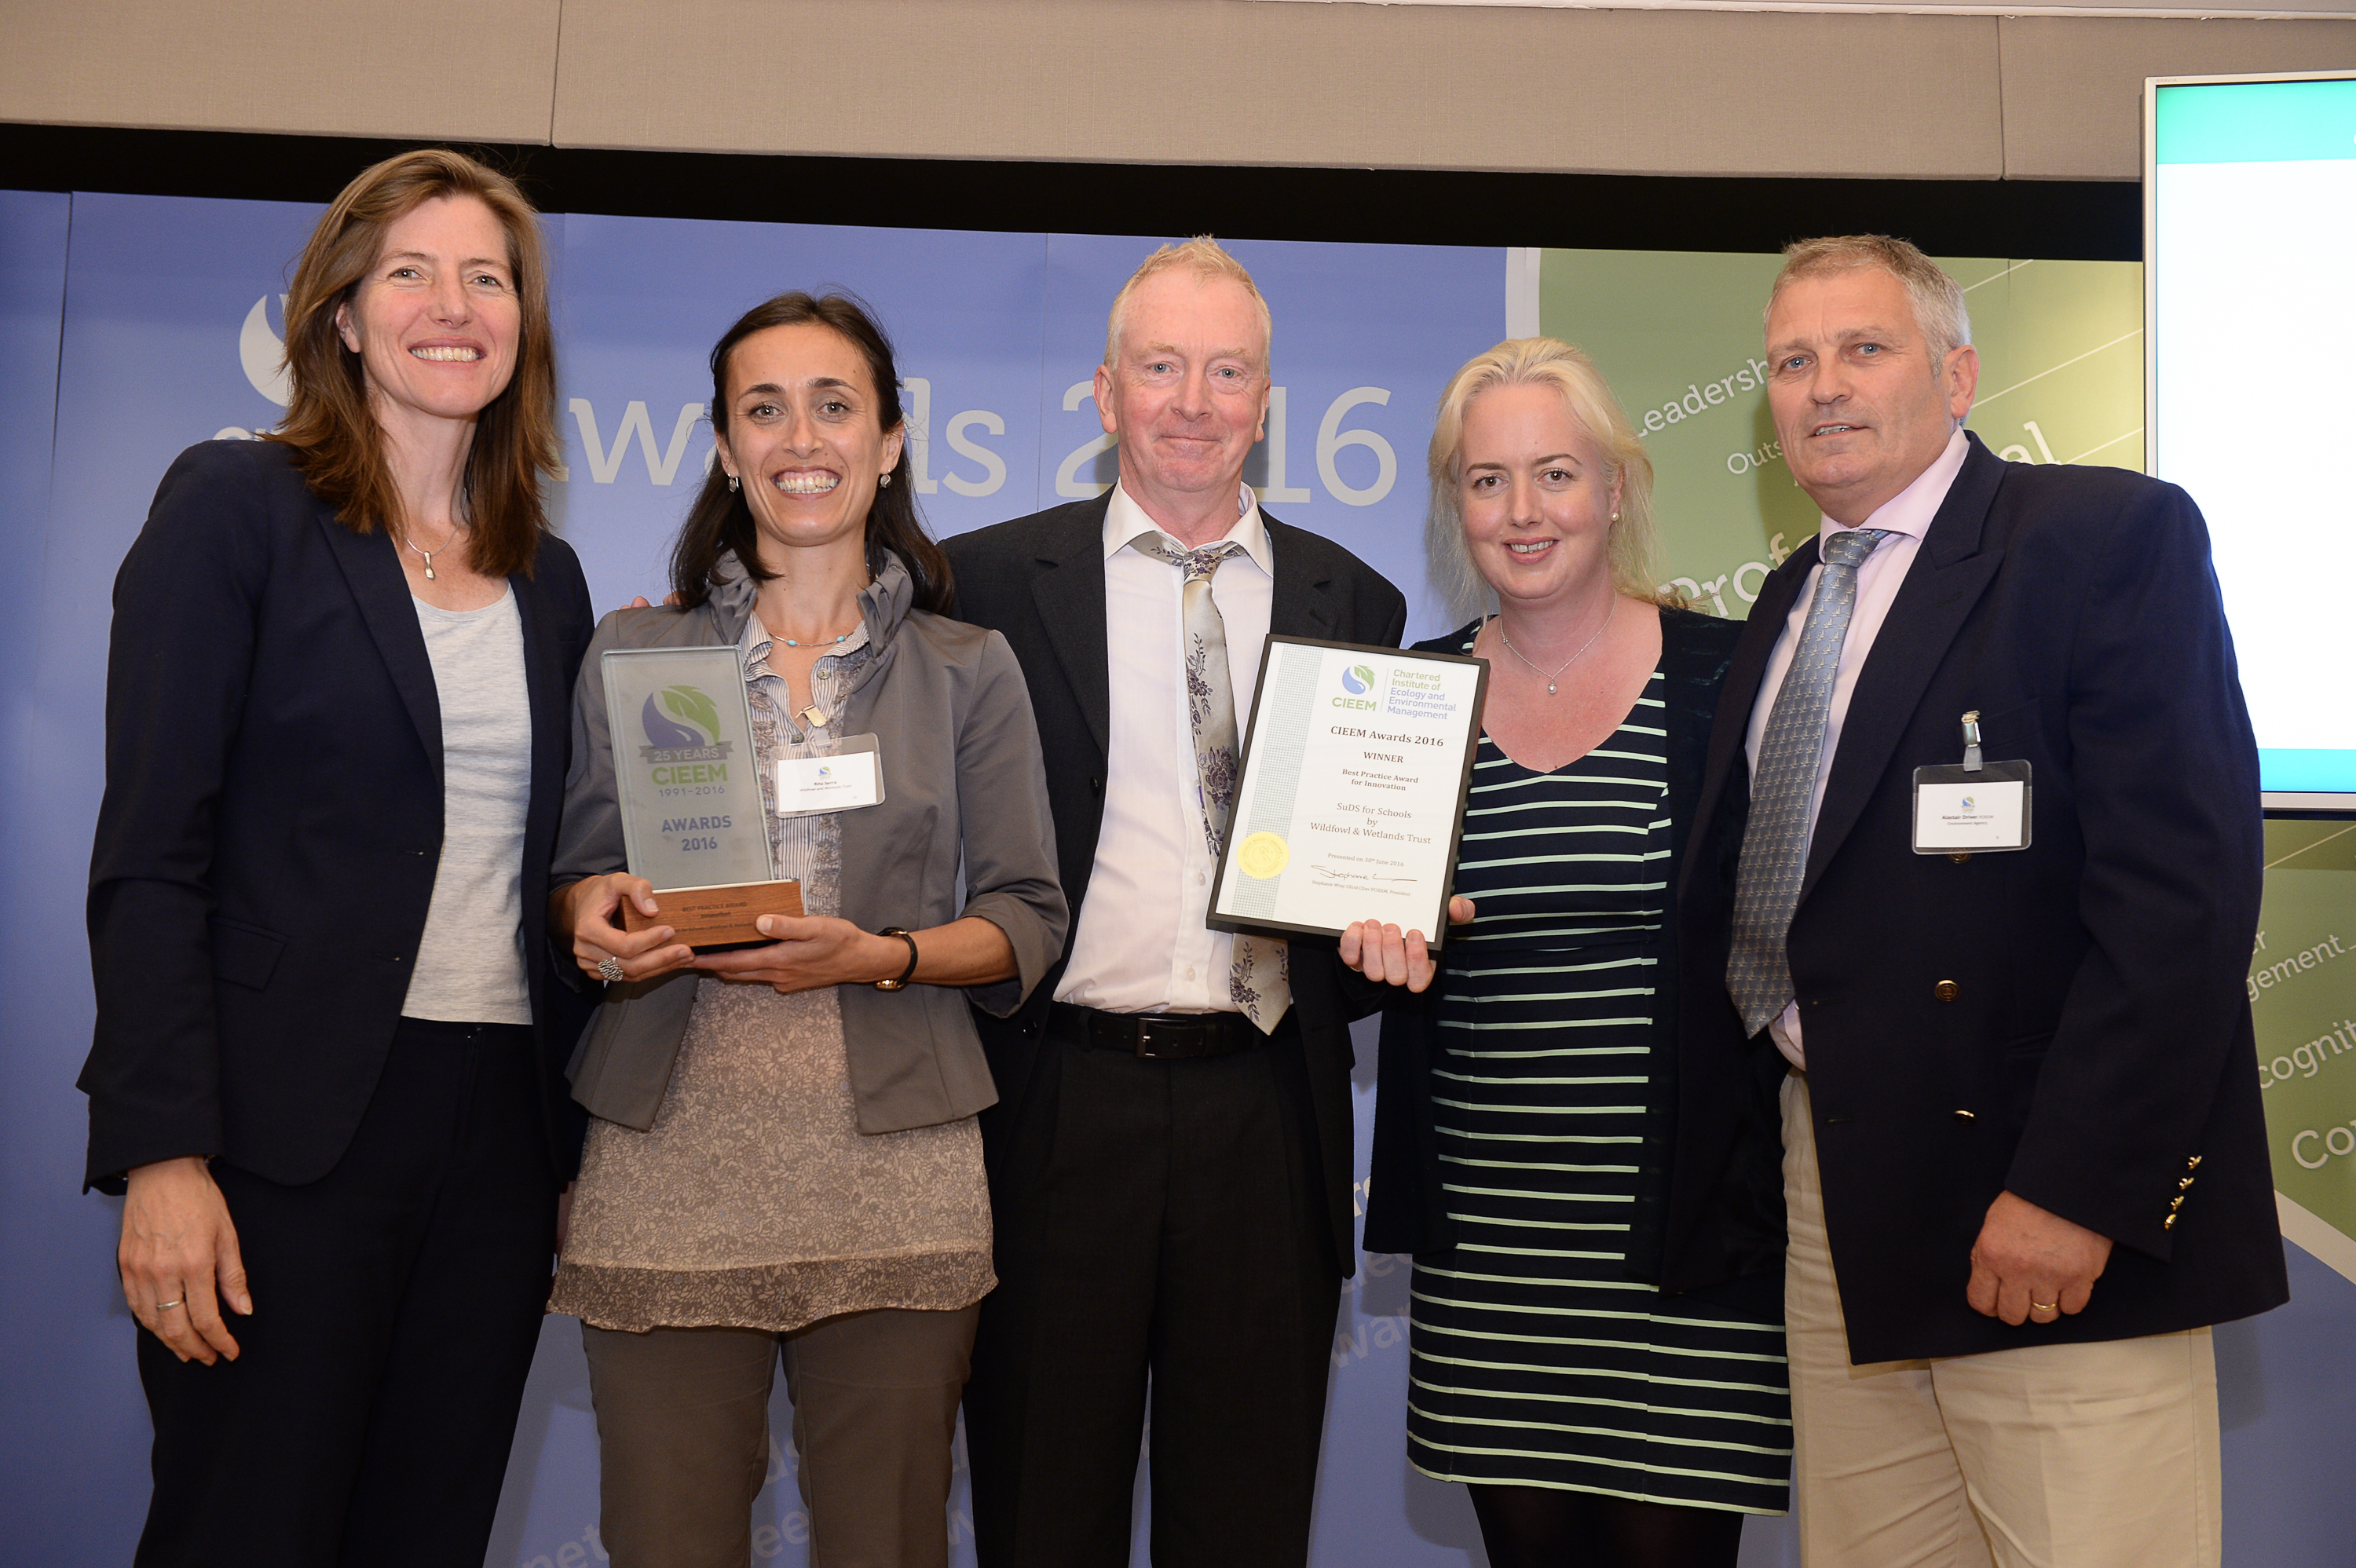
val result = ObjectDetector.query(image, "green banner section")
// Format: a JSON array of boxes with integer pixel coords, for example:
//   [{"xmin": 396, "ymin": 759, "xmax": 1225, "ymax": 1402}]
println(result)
[
  {"xmin": 2157, "ymin": 78, "xmax": 2356, "ymax": 166},
  {"xmin": 2255, "ymin": 821, "xmax": 2356, "ymax": 1280},
  {"xmin": 1538, "ymin": 249, "xmax": 2145, "ymax": 616}
]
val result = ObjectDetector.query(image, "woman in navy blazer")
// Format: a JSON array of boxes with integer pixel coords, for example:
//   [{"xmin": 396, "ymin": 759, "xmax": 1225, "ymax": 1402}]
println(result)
[{"xmin": 79, "ymin": 150, "xmax": 594, "ymax": 1568}]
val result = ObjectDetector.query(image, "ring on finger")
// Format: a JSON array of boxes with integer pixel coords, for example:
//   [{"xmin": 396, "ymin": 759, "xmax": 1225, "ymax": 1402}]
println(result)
[
  {"xmin": 598, "ymin": 956, "xmax": 626, "ymax": 983},
  {"xmin": 2030, "ymin": 1299, "xmax": 2058, "ymax": 1314},
  {"xmin": 155, "ymin": 1299, "xmax": 184, "ymax": 1310}
]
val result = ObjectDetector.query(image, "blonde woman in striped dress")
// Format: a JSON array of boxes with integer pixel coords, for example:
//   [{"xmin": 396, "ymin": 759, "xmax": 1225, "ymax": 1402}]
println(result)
[{"xmin": 1344, "ymin": 339, "xmax": 1790, "ymax": 1567}]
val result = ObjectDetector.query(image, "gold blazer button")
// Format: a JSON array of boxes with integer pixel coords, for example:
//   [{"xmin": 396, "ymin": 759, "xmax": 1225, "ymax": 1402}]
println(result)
[{"xmin": 1934, "ymin": 980, "xmax": 1960, "ymax": 1002}]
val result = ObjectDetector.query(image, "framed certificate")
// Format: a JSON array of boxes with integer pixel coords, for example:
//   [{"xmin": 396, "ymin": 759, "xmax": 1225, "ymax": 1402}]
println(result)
[{"xmin": 1209, "ymin": 636, "xmax": 1487, "ymax": 946}]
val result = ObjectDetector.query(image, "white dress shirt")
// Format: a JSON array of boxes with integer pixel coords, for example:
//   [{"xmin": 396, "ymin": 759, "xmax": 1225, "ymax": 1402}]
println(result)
[
  {"xmin": 1744, "ymin": 428, "xmax": 1970, "ymax": 1066},
  {"xmin": 1054, "ymin": 481, "xmax": 1275, "ymax": 1014}
]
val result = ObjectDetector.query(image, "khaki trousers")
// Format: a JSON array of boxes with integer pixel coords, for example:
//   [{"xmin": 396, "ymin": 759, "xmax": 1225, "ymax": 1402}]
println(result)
[
  {"xmin": 1781, "ymin": 1074, "xmax": 2220, "ymax": 1568},
  {"xmin": 582, "ymin": 1306, "xmax": 979, "ymax": 1568}
]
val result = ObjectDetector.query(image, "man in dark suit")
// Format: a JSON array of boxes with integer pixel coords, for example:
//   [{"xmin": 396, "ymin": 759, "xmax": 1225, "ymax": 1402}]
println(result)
[
  {"xmin": 1671, "ymin": 236, "xmax": 2285, "ymax": 1566},
  {"xmin": 942, "ymin": 239, "xmax": 1405, "ymax": 1567}
]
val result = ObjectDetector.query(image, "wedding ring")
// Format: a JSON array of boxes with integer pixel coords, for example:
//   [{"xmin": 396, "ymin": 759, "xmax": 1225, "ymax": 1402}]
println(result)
[
  {"xmin": 2030, "ymin": 1300, "xmax": 2058, "ymax": 1313},
  {"xmin": 597, "ymin": 957, "xmax": 626, "ymax": 983},
  {"xmin": 155, "ymin": 1299, "xmax": 184, "ymax": 1310}
]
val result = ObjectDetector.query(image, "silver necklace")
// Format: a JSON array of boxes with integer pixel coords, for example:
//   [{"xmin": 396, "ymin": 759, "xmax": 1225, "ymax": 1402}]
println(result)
[
  {"xmin": 404, "ymin": 522, "xmax": 465, "ymax": 582},
  {"xmin": 1495, "ymin": 598, "xmax": 1615, "ymax": 696},
  {"xmin": 781, "ymin": 627, "xmax": 857, "ymax": 649}
]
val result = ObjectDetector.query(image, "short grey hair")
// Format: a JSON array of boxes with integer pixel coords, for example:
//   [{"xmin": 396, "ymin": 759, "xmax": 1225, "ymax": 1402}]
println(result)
[
  {"xmin": 1103, "ymin": 236, "xmax": 1272, "ymax": 371},
  {"xmin": 1766, "ymin": 234, "xmax": 1972, "ymax": 364}
]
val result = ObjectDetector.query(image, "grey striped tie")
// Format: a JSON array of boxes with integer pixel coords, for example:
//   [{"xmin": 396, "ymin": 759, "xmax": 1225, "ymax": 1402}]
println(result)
[{"xmin": 1727, "ymin": 528, "xmax": 1890, "ymax": 1036}]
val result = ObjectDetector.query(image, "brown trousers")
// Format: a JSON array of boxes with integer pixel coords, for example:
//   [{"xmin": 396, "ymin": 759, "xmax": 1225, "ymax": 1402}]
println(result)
[{"xmin": 581, "ymin": 1306, "xmax": 980, "ymax": 1568}]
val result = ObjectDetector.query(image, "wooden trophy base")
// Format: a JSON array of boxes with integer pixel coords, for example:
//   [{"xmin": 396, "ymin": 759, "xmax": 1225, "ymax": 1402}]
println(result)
[{"xmin": 623, "ymin": 879, "xmax": 806, "ymax": 951}]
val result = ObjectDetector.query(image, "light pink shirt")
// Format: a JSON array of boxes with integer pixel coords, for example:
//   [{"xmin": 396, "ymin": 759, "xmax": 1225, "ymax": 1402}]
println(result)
[
  {"xmin": 1054, "ymin": 481, "xmax": 1275, "ymax": 1014},
  {"xmin": 1744, "ymin": 428, "xmax": 1970, "ymax": 1067}
]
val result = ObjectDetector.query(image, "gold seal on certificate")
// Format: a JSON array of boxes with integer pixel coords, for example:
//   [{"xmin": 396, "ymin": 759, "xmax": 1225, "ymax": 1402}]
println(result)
[
  {"xmin": 1209, "ymin": 636, "xmax": 1487, "ymax": 945},
  {"xmin": 601, "ymin": 645, "xmax": 804, "ymax": 949}
]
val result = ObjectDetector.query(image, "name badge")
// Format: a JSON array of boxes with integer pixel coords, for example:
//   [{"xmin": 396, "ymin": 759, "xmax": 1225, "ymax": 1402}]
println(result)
[
  {"xmin": 1912, "ymin": 710, "xmax": 2030, "ymax": 854},
  {"xmin": 776, "ymin": 733, "xmax": 884, "ymax": 817}
]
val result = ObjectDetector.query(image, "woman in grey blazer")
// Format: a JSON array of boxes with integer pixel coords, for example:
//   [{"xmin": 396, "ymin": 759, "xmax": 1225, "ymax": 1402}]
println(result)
[{"xmin": 547, "ymin": 292, "xmax": 1065, "ymax": 1568}]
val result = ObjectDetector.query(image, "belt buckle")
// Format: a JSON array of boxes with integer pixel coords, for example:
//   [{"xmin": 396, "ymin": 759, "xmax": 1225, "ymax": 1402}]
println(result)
[{"xmin": 1133, "ymin": 1014, "xmax": 1182, "ymax": 1058}]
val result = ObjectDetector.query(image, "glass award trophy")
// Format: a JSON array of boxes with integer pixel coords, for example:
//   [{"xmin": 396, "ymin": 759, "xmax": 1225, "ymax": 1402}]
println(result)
[{"xmin": 601, "ymin": 645, "xmax": 804, "ymax": 949}]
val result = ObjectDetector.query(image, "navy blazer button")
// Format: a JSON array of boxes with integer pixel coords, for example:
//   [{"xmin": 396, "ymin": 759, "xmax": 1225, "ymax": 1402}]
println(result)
[
  {"xmin": 1948, "ymin": 851, "xmax": 1972, "ymax": 864},
  {"xmin": 1934, "ymin": 980, "xmax": 1960, "ymax": 1002},
  {"xmin": 1954, "ymin": 1109, "xmax": 1976, "ymax": 1120}
]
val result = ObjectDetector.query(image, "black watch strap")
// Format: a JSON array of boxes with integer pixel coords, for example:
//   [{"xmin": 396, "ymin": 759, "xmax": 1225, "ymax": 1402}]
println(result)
[{"xmin": 875, "ymin": 927, "xmax": 919, "ymax": 991}]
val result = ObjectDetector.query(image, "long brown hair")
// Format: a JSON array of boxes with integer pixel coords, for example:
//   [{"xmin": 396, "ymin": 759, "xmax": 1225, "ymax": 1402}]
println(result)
[
  {"xmin": 669, "ymin": 292, "xmax": 953, "ymax": 615},
  {"xmin": 269, "ymin": 148, "xmax": 558, "ymax": 579}
]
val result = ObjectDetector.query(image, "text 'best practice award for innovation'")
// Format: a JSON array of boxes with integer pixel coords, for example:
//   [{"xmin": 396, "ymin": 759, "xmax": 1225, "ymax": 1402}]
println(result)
[
  {"xmin": 601, "ymin": 645, "xmax": 804, "ymax": 949},
  {"xmin": 1209, "ymin": 637, "xmax": 1486, "ymax": 945}
]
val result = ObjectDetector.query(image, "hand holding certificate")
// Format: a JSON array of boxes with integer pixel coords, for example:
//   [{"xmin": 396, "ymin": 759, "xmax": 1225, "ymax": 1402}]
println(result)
[{"xmin": 1209, "ymin": 637, "xmax": 1486, "ymax": 949}]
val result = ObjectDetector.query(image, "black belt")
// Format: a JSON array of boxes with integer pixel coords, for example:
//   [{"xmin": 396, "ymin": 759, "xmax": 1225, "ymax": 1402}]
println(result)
[{"xmin": 1048, "ymin": 1002, "xmax": 1262, "ymax": 1060}]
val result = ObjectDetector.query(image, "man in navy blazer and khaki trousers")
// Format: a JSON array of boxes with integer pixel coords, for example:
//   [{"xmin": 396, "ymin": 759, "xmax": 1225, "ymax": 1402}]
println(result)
[{"xmin": 1672, "ymin": 236, "xmax": 2287, "ymax": 1566}]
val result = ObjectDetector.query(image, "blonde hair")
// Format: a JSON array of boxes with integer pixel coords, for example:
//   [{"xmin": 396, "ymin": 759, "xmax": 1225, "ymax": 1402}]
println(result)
[
  {"xmin": 1103, "ymin": 236, "xmax": 1272, "ymax": 370},
  {"xmin": 1767, "ymin": 234, "xmax": 1972, "ymax": 364},
  {"xmin": 1425, "ymin": 338, "xmax": 1663, "ymax": 624}
]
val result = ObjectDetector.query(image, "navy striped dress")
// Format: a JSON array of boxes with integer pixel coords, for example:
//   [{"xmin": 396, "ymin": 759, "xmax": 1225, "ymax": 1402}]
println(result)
[{"xmin": 1405, "ymin": 653, "xmax": 1791, "ymax": 1514}]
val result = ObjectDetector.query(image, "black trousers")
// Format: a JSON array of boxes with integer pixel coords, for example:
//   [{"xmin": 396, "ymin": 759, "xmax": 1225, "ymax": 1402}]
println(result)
[
  {"xmin": 134, "ymin": 1018, "xmax": 557, "ymax": 1568},
  {"xmin": 964, "ymin": 1016, "xmax": 1341, "ymax": 1568}
]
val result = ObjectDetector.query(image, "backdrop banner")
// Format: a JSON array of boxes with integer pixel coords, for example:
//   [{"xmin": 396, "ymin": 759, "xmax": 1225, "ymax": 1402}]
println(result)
[{"xmin": 2, "ymin": 192, "xmax": 2350, "ymax": 1568}]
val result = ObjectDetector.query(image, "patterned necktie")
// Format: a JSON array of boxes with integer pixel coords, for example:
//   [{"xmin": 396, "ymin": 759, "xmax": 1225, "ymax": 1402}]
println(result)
[
  {"xmin": 1727, "ymin": 528, "xmax": 1891, "ymax": 1036},
  {"xmin": 1129, "ymin": 532, "xmax": 1290, "ymax": 1031}
]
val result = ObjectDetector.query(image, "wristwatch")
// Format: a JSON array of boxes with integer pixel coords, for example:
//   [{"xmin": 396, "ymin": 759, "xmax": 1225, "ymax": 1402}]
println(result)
[{"xmin": 875, "ymin": 927, "xmax": 919, "ymax": 991}]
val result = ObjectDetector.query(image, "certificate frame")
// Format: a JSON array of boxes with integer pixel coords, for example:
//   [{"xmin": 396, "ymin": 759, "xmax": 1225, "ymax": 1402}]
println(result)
[{"xmin": 1206, "ymin": 634, "xmax": 1487, "ymax": 948}]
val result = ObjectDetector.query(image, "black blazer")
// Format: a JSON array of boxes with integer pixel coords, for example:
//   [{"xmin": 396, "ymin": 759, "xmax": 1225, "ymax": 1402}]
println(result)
[
  {"xmin": 1365, "ymin": 607, "xmax": 1783, "ymax": 1294},
  {"xmin": 80, "ymin": 439, "xmax": 594, "ymax": 1191},
  {"xmin": 943, "ymin": 493, "xmax": 1408, "ymax": 1276},
  {"xmin": 1673, "ymin": 434, "xmax": 2288, "ymax": 1361}
]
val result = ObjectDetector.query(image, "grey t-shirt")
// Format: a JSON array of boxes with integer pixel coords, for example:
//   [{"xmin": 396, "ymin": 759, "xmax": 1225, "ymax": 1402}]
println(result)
[{"xmin": 401, "ymin": 587, "xmax": 533, "ymax": 1025}]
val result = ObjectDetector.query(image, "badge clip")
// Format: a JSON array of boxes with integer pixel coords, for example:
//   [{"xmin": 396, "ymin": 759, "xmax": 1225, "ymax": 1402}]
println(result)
[{"xmin": 1912, "ymin": 711, "xmax": 2029, "ymax": 856}]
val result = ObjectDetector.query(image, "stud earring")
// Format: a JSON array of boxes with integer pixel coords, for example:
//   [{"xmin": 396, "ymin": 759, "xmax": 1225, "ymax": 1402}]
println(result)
[{"xmin": 880, "ymin": 472, "xmax": 893, "ymax": 488}]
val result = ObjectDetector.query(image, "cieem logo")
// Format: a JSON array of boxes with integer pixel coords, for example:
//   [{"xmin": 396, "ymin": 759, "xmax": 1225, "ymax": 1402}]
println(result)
[
  {"xmin": 638, "ymin": 686, "xmax": 733, "ymax": 765},
  {"xmin": 210, "ymin": 295, "xmax": 292, "ymax": 443},
  {"xmin": 1333, "ymin": 663, "xmax": 1381, "ymax": 712}
]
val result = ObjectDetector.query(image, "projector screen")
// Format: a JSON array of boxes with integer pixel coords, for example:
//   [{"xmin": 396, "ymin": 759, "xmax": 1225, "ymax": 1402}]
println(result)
[{"xmin": 2147, "ymin": 71, "xmax": 2356, "ymax": 813}]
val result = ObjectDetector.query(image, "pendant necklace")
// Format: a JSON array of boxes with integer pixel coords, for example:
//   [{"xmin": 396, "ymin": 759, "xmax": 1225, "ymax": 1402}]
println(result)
[
  {"xmin": 1496, "ymin": 598, "xmax": 1615, "ymax": 696},
  {"xmin": 404, "ymin": 522, "xmax": 464, "ymax": 582},
  {"xmin": 781, "ymin": 627, "xmax": 857, "ymax": 649}
]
